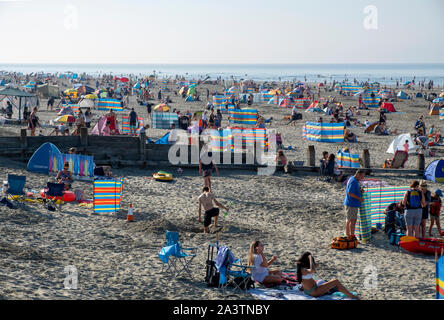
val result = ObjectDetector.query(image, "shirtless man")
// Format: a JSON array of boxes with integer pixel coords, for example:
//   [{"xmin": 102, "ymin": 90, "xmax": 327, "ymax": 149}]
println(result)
[{"xmin": 198, "ymin": 187, "xmax": 229, "ymax": 233}]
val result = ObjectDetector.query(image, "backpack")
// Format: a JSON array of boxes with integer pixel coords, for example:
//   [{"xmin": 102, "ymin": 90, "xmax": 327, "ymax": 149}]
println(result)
[
  {"xmin": 331, "ymin": 236, "xmax": 358, "ymax": 250},
  {"xmin": 407, "ymin": 190, "xmax": 422, "ymax": 209}
]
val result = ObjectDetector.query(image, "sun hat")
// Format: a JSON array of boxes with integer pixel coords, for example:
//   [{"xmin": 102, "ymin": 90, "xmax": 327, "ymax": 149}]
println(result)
[
  {"xmin": 434, "ymin": 189, "xmax": 443, "ymax": 197},
  {"xmin": 420, "ymin": 180, "xmax": 428, "ymax": 187}
]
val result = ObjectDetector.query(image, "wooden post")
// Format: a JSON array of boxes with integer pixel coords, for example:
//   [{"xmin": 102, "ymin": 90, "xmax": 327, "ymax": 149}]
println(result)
[
  {"xmin": 307, "ymin": 145, "xmax": 315, "ymax": 167},
  {"xmin": 80, "ymin": 127, "xmax": 88, "ymax": 147},
  {"xmin": 363, "ymin": 149, "xmax": 370, "ymax": 169},
  {"xmin": 20, "ymin": 128, "xmax": 27, "ymax": 158},
  {"xmin": 417, "ymin": 153, "xmax": 425, "ymax": 174},
  {"xmin": 139, "ymin": 132, "xmax": 146, "ymax": 161}
]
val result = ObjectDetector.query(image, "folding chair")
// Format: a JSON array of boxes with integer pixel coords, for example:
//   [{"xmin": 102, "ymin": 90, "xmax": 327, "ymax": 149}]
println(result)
[
  {"xmin": 6, "ymin": 174, "xmax": 26, "ymax": 207},
  {"xmin": 43, "ymin": 182, "xmax": 65, "ymax": 211},
  {"xmin": 215, "ymin": 245, "xmax": 255, "ymax": 294},
  {"xmin": 158, "ymin": 230, "xmax": 199, "ymax": 278}
]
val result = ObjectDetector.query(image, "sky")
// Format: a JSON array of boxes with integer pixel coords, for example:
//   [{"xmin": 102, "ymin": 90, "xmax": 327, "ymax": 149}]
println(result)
[{"xmin": 0, "ymin": 0, "xmax": 443, "ymax": 64}]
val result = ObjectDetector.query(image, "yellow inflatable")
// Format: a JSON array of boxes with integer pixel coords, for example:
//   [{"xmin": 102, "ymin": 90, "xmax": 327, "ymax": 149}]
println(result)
[{"xmin": 153, "ymin": 171, "xmax": 173, "ymax": 181}]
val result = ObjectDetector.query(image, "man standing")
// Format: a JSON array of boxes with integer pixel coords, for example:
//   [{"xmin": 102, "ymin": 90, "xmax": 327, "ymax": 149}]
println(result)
[
  {"xmin": 198, "ymin": 186, "xmax": 229, "ymax": 233},
  {"xmin": 344, "ymin": 169, "xmax": 365, "ymax": 237},
  {"xmin": 129, "ymin": 108, "xmax": 138, "ymax": 136}
]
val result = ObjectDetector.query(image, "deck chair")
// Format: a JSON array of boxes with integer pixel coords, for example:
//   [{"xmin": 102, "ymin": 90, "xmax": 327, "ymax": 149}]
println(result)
[
  {"xmin": 158, "ymin": 230, "xmax": 199, "ymax": 278},
  {"xmin": 43, "ymin": 182, "xmax": 64, "ymax": 211},
  {"xmin": 215, "ymin": 245, "xmax": 254, "ymax": 294},
  {"xmin": 385, "ymin": 150, "xmax": 408, "ymax": 169},
  {"xmin": 6, "ymin": 174, "xmax": 26, "ymax": 207}
]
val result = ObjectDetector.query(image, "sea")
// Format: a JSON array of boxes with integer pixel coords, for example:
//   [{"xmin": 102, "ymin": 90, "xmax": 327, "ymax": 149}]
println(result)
[{"xmin": 1, "ymin": 63, "xmax": 444, "ymax": 86}]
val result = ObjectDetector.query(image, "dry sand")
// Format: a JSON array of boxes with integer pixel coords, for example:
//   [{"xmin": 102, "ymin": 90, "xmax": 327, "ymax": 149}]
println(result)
[{"xmin": 0, "ymin": 80, "xmax": 443, "ymax": 300}]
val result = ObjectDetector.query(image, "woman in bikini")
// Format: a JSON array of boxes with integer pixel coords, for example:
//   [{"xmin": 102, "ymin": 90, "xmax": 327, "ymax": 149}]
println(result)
[
  {"xmin": 297, "ymin": 252, "xmax": 359, "ymax": 299},
  {"xmin": 247, "ymin": 240, "xmax": 282, "ymax": 286}
]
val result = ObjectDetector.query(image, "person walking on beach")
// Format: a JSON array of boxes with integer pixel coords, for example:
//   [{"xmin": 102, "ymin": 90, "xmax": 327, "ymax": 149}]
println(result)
[
  {"xmin": 344, "ymin": 169, "xmax": 365, "ymax": 237},
  {"xmin": 198, "ymin": 186, "xmax": 229, "ymax": 233},
  {"xmin": 402, "ymin": 180, "xmax": 426, "ymax": 238},
  {"xmin": 247, "ymin": 240, "xmax": 282, "ymax": 286},
  {"xmin": 129, "ymin": 108, "xmax": 138, "ymax": 136},
  {"xmin": 199, "ymin": 151, "xmax": 219, "ymax": 192}
]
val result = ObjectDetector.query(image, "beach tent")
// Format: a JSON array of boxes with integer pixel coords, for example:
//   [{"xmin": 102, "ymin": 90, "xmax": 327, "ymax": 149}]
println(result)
[
  {"xmin": 386, "ymin": 133, "xmax": 417, "ymax": 154},
  {"xmin": 424, "ymin": 160, "xmax": 444, "ymax": 183},
  {"xmin": 79, "ymin": 98, "xmax": 95, "ymax": 109},
  {"xmin": 380, "ymin": 102, "xmax": 396, "ymax": 113},
  {"xmin": 90, "ymin": 116, "xmax": 122, "ymax": 135},
  {"xmin": 27, "ymin": 142, "xmax": 62, "ymax": 174},
  {"xmin": 185, "ymin": 95, "xmax": 194, "ymax": 102},
  {"xmin": 147, "ymin": 132, "xmax": 171, "ymax": 144},
  {"xmin": 0, "ymin": 87, "xmax": 35, "ymax": 121},
  {"xmin": 397, "ymin": 91, "xmax": 408, "ymax": 100},
  {"xmin": 153, "ymin": 104, "xmax": 170, "ymax": 112},
  {"xmin": 433, "ymin": 97, "xmax": 444, "ymax": 104},
  {"xmin": 0, "ymin": 80, "xmax": 5, "ymax": 86},
  {"xmin": 37, "ymin": 84, "xmax": 59, "ymax": 98},
  {"xmin": 416, "ymin": 92, "xmax": 423, "ymax": 98},
  {"xmin": 302, "ymin": 122, "xmax": 345, "ymax": 143}
]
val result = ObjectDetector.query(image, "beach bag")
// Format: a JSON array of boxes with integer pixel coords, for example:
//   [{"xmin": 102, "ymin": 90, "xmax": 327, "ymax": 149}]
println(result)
[
  {"xmin": 407, "ymin": 190, "xmax": 422, "ymax": 209},
  {"xmin": 330, "ymin": 236, "xmax": 358, "ymax": 250}
]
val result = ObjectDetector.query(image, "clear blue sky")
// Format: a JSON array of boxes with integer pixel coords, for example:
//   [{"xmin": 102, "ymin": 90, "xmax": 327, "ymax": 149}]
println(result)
[{"xmin": 0, "ymin": 0, "xmax": 443, "ymax": 64}]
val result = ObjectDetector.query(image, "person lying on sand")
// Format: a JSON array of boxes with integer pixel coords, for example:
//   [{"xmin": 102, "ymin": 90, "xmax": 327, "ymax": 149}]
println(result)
[
  {"xmin": 247, "ymin": 240, "xmax": 282, "ymax": 286},
  {"xmin": 297, "ymin": 252, "xmax": 359, "ymax": 299}
]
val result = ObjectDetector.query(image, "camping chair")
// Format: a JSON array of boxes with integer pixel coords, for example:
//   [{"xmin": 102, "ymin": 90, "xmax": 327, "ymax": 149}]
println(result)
[
  {"xmin": 6, "ymin": 174, "xmax": 26, "ymax": 206},
  {"xmin": 385, "ymin": 150, "xmax": 408, "ymax": 169},
  {"xmin": 43, "ymin": 182, "xmax": 65, "ymax": 211},
  {"xmin": 158, "ymin": 230, "xmax": 199, "ymax": 278},
  {"xmin": 214, "ymin": 245, "xmax": 255, "ymax": 294}
]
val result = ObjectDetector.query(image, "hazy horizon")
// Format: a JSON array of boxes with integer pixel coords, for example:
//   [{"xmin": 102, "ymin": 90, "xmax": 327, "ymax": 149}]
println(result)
[{"xmin": 0, "ymin": 0, "xmax": 443, "ymax": 64}]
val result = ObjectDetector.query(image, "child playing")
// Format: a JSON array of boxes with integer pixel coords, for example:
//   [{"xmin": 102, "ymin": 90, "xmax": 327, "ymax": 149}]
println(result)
[{"xmin": 429, "ymin": 189, "xmax": 442, "ymax": 237}]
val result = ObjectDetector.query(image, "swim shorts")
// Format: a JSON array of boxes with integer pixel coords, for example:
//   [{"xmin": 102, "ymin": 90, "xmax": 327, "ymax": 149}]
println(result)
[
  {"xmin": 204, "ymin": 207, "xmax": 219, "ymax": 227},
  {"xmin": 345, "ymin": 206, "xmax": 359, "ymax": 220}
]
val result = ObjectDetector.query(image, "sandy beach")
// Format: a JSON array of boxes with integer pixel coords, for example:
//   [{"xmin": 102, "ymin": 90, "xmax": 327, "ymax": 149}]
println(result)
[{"xmin": 0, "ymin": 77, "xmax": 443, "ymax": 301}]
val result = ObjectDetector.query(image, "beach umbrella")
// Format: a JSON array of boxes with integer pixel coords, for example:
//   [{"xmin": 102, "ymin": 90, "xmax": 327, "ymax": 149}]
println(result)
[
  {"xmin": 153, "ymin": 104, "xmax": 170, "ymax": 112},
  {"xmin": 120, "ymin": 77, "xmax": 129, "ymax": 83},
  {"xmin": 404, "ymin": 81, "xmax": 411, "ymax": 85},
  {"xmin": 55, "ymin": 115, "xmax": 76, "ymax": 123},
  {"xmin": 317, "ymin": 83, "xmax": 324, "ymax": 87},
  {"xmin": 439, "ymin": 92, "xmax": 444, "ymax": 98},
  {"xmin": 99, "ymin": 91, "xmax": 108, "ymax": 98},
  {"xmin": 433, "ymin": 97, "xmax": 444, "ymax": 103}
]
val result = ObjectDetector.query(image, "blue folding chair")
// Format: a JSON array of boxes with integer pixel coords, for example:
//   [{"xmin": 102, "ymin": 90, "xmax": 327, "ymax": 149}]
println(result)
[
  {"xmin": 43, "ymin": 182, "xmax": 64, "ymax": 211},
  {"xmin": 6, "ymin": 174, "xmax": 26, "ymax": 206},
  {"xmin": 215, "ymin": 245, "xmax": 255, "ymax": 294},
  {"xmin": 158, "ymin": 230, "xmax": 199, "ymax": 278}
]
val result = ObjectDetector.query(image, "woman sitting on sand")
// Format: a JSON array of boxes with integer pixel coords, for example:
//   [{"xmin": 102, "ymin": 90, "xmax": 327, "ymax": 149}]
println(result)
[
  {"xmin": 296, "ymin": 252, "xmax": 359, "ymax": 299},
  {"xmin": 56, "ymin": 162, "xmax": 73, "ymax": 190},
  {"xmin": 344, "ymin": 127, "xmax": 357, "ymax": 142},
  {"xmin": 247, "ymin": 241, "xmax": 282, "ymax": 286},
  {"xmin": 275, "ymin": 150, "xmax": 287, "ymax": 166}
]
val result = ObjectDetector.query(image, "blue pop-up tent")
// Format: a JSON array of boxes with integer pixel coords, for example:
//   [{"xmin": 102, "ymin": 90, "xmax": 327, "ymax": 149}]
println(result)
[
  {"xmin": 147, "ymin": 132, "xmax": 170, "ymax": 145},
  {"xmin": 27, "ymin": 142, "xmax": 61, "ymax": 173},
  {"xmin": 424, "ymin": 160, "xmax": 444, "ymax": 183}
]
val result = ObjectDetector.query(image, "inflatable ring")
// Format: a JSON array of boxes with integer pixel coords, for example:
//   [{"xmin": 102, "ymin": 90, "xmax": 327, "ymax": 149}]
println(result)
[
  {"xmin": 40, "ymin": 189, "xmax": 76, "ymax": 202},
  {"xmin": 153, "ymin": 171, "xmax": 173, "ymax": 182}
]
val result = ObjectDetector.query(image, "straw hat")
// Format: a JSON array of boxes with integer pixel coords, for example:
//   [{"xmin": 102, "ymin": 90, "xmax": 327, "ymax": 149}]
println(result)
[{"xmin": 420, "ymin": 180, "xmax": 428, "ymax": 187}]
